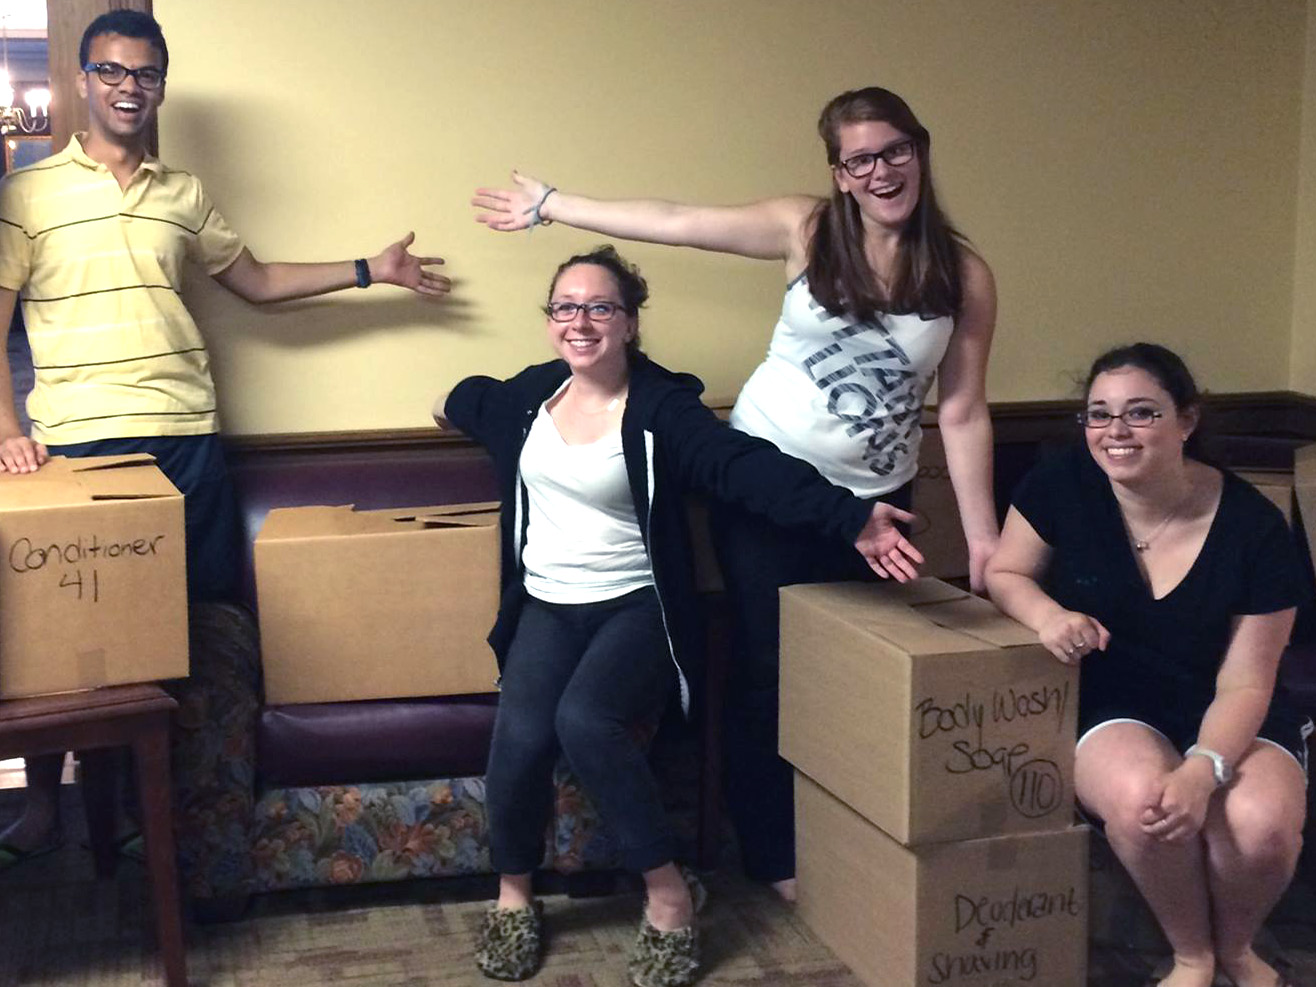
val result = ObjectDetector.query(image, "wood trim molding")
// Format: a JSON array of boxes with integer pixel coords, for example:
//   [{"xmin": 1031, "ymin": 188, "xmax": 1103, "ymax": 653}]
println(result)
[{"xmin": 223, "ymin": 390, "xmax": 1316, "ymax": 456}]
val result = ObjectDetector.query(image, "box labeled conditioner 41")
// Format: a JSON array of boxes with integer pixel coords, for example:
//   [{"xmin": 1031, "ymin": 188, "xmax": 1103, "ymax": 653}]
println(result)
[{"xmin": 0, "ymin": 454, "xmax": 187, "ymax": 698}]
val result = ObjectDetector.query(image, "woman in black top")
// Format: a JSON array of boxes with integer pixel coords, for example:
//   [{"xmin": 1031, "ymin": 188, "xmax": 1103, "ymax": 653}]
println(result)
[
  {"xmin": 986, "ymin": 344, "xmax": 1308, "ymax": 987},
  {"xmin": 437, "ymin": 246, "xmax": 919, "ymax": 987}
]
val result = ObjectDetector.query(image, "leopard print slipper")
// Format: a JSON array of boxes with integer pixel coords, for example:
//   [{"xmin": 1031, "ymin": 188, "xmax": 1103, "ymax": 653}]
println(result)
[
  {"xmin": 474, "ymin": 900, "xmax": 544, "ymax": 981},
  {"xmin": 628, "ymin": 915, "xmax": 699, "ymax": 987},
  {"xmin": 629, "ymin": 867, "xmax": 704, "ymax": 987}
]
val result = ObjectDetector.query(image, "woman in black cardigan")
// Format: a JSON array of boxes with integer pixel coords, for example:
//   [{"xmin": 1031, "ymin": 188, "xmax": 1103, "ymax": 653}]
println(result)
[{"xmin": 437, "ymin": 246, "xmax": 919, "ymax": 987}]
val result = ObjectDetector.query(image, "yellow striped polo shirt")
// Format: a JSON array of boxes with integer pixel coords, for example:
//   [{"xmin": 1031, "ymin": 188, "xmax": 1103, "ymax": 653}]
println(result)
[{"xmin": 0, "ymin": 134, "xmax": 243, "ymax": 444}]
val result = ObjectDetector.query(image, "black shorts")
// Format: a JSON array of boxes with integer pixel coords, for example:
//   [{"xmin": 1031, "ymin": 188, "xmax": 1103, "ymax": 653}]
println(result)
[
  {"xmin": 1078, "ymin": 699, "xmax": 1313, "ymax": 777},
  {"xmin": 47, "ymin": 433, "xmax": 240, "ymax": 603}
]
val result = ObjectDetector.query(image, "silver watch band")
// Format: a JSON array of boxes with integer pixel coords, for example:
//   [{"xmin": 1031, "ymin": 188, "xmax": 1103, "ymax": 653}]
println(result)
[{"xmin": 1185, "ymin": 744, "xmax": 1232, "ymax": 786}]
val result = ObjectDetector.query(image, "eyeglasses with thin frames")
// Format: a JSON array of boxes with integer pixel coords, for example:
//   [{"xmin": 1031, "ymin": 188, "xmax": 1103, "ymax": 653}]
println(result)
[
  {"xmin": 1077, "ymin": 407, "xmax": 1165, "ymax": 428},
  {"xmin": 544, "ymin": 301, "xmax": 626, "ymax": 323},
  {"xmin": 838, "ymin": 138, "xmax": 917, "ymax": 179},
  {"xmin": 83, "ymin": 62, "xmax": 166, "ymax": 91}
]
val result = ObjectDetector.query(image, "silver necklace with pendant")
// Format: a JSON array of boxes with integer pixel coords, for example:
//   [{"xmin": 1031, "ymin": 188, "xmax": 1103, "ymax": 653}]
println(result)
[{"xmin": 1132, "ymin": 486, "xmax": 1191, "ymax": 552}]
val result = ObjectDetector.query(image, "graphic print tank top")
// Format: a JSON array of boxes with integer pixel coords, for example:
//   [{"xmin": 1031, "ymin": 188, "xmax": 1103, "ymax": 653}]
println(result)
[{"xmin": 730, "ymin": 276, "xmax": 954, "ymax": 497}]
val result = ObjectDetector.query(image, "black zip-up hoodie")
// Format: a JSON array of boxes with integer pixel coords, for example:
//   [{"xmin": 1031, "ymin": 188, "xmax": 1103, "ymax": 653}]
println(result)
[{"xmin": 445, "ymin": 354, "xmax": 875, "ymax": 717}]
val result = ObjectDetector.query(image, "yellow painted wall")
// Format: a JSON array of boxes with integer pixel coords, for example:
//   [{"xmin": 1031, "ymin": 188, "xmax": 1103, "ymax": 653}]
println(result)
[
  {"xmin": 154, "ymin": 0, "xmax": 1307, "ymax": 435},
  {"xmin": 1293, "ymin": 2, "xmax": 1316, "ymax": 393}
]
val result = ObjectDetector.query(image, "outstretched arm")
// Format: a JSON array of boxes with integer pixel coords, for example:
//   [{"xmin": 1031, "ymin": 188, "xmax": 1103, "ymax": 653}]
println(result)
[
  {"xmin": 213, "ymin": 232, "xmax": 450, "ymax": 304},
  {"xmin": 937, "ymin": 250, "xmax": 999, "ymax": 593},
  {"xmin": 853, "ymin": 502, "xmax": 924, "ymax": 582},
  {"xmin": 985, "ymin": 507, "xmax": 1109, "ymax": 664},
  {"xmin": 432, "ymin": 391, "xmax": 452, "ymax": 432},
  {"xmin": 472, "ymin": 170, "xmax": 815, "ymax": 264},
  {"xmin": 655, "ymin": 388, "xmax": 922, "ymax": 580}
]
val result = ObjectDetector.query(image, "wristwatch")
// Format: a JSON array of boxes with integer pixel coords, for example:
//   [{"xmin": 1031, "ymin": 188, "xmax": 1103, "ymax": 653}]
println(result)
[{"xmin": 1185, "ymin": 745, "xmax": 1233, "ymax": 787}]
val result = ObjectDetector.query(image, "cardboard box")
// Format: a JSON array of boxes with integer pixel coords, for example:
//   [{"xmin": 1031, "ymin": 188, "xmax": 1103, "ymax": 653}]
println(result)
[
  {"xmin": 911, "ymin": 427, "xmax": 969, "ymax": 581},
  {"xmin": 0, "ymin": 454, "xmax": 187, "ymax": 698},
  {"xmin": 780, "ymin": 579, "xmax": 1077, "ymax": 845},
  {"xmin": 255, "ymin": 502, "xmax": 501, "ymax": 704},
  {"xmin": 796, "ymin": 771, "xmax": 1089, "ymax": 987},
  {"xmin": 1294, "ymin": 445, "xmax": 1316, "ymax": 555}
]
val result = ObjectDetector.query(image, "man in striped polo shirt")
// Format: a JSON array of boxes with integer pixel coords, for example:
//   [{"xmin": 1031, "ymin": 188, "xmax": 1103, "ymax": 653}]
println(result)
[{"xmin": 0, "ymin": 9, "xmax": 450, "ymax": 868}]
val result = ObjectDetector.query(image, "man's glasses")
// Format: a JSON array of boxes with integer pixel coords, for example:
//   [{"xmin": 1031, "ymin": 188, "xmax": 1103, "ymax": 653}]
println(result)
[
  {"xmin": 83, "ymin": 62, "xmax": 165, "ymax": 90},
  {"xmin": 838, "ymin": 139, "xmax": 917, "ymax": 179},
  {"xmin": 1077, "ymin": 407, "xmax": 1164, "ymax": 428},
  {"xmin": 544, "ymin": 301, "xmax": 625, "ymax": 323}
]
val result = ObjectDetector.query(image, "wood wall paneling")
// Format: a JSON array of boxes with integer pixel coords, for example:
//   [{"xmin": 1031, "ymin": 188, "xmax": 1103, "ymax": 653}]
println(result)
[
  {"xmin": 224, "ymin": 391, "xmax": 1316, "ymax": 465},
  {"xmin": 47, "ymin": 0, "xmax": 154, "ymax": 153}
]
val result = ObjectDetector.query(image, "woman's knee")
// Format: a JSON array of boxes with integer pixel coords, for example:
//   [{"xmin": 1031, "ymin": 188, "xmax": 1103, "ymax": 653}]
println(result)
[
  {"xmin": 487, "ymin": 717, "xmax": 559, "ymax": 789},
  {"xmin": 1083, "ymin": 776, "xmax": 1164, "ymax": 849},
  {"xmin": 554, "ymin": 698, "xmax": 624, "ymax": 759},
  {"xmin": 1209, "ymin": 788, "xmax": 1305, "ymax": 871}
]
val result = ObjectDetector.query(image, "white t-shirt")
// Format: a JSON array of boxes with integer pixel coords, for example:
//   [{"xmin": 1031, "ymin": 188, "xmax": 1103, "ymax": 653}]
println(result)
[
  {"xmin": 731, "ymin": 276, "xmax": 954, "ymax": 497},
  {"xmin": 519, "ymin": 401, "xmax": 654, "ymax": 604}
]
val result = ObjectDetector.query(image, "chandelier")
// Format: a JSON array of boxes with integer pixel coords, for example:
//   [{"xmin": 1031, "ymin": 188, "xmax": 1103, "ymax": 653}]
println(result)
[{"xmin": 1, "ymin": 13, "xmax": 49, "ymax": 136}]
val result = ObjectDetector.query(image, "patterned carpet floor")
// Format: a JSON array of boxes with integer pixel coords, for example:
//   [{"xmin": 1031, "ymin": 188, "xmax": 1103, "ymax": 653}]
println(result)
[{"xmin": 4, "ymin": 788, "xmax": 1316, "ymax": 986}]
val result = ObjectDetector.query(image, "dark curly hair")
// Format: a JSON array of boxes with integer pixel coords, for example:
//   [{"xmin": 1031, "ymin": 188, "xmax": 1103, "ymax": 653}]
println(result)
[{"xmin": 80, "ymin": 10, "xmax": 169, "ymax": 75}]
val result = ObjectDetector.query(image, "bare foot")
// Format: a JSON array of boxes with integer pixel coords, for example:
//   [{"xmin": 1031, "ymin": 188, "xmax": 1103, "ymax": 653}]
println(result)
[
  {"xmin": 643, "ymin": 864, "xmax": 694, "ymax": 932},
  {"xmin": 495, "ymin": 873, "xmax": 534, "ymax": 911},
  {"xmin": 1154, "ymin": 954, "xmax": 1216, "ymax": 987},
  {"xmin": 771, "ymin": 878, "xmax": 797, "ymax": 903},
  {"xmin": 1218, "ymin": 949, "xmax": 1284, "ymax": 987}
]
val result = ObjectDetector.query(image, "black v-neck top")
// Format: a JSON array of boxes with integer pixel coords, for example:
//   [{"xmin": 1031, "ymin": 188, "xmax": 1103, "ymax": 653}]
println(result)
[{"xmin": 1012, "ymin": 445, "xmax": 1304, "ymax": 736}]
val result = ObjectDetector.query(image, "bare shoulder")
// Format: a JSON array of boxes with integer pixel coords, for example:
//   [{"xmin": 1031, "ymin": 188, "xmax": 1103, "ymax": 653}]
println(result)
[
  {"xmin": 958, "ymin": 246, "xmax": 996, "ymax": 300},
  {"xmin": 784, "ymin": 195, "xmax": 825, "ymax": 275}
]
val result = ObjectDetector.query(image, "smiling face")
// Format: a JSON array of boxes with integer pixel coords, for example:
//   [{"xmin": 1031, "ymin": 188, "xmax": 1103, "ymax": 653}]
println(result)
[
  {"xmin": 1084, "ymin": 366, "xmax": 1198, "ymax": 483},
  {"xmin": 545, "ymin": 263, "xmax": 636, "ymax": 378},
  {"xmin": 76, "ymin": 33, "xmax": 165, "ymax": 149},
  {"xmin": 832, "ymin": 120, "xmax": 922, "ymax": 232}
]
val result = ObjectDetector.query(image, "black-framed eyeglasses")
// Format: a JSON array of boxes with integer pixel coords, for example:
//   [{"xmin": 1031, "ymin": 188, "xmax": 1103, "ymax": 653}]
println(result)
[
  {"xmin": 838, "ymin": 139, "xmax": 917, "ymax": 179},
  {"xmin": 544, "ymin": 301, "xmax": 626, "ymax": 323},
  {"xmin": 1077, "ymin": 407, "xmax": 1164, "ymax": 428},
  {"xmin": 83, "ymin": 61, "xmax": 166, "ymax": 90}
]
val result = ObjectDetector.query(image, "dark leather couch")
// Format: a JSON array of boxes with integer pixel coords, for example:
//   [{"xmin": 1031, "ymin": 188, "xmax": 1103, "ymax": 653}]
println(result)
[{"xmin": 172, "ymin": 440, "xmax": 716, "ymax": 918}]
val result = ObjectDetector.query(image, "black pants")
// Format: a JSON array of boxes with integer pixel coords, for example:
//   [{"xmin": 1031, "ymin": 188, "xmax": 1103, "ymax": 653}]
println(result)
[
  {"xmin": 485, "ymin": 586, "xmax": 677, "ymax": 874},
  {"xmin": 711, "ymin": 484, "xmax": 911, "ymax": 883}
]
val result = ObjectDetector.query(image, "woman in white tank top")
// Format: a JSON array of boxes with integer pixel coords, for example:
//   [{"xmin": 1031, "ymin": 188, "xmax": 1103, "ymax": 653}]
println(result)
[{"xmin": 473, "ymin": 87, "xmax": 998, "ymax": 899}]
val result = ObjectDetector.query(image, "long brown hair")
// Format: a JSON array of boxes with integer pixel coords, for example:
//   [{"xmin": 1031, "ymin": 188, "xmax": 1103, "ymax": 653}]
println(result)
[{"xmin": 806, "ymin": 87, "xmax": 965, "ymax": 322}]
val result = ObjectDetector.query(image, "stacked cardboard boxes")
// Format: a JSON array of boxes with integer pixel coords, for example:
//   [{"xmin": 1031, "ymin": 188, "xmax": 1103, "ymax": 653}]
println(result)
[
  {"xmin": 1295, "ymin": 445, "xmax": 1316, "ymax": 554},
  {"xmin": 779, "ymin": 579, "xmax": 1088, "ymax": 987},
  {"xmin": 910, "ymin": 427, "xmax": 969, "ymax": 582}
]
